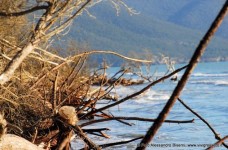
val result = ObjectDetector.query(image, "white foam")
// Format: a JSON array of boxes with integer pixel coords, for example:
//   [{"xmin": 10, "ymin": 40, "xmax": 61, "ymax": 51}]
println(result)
[
  {"xmin": 109, "ymin": 85, "xmax": 170, "ymax": 104},
  {"xmin": 135, "ymin": 90, "xmax": 170, "ymax": 104},
  {"xmin": 113, "ymin": 86, "xmax": 137, "ymax": 98},
  {"xmin": 191, "ymin": 80, "xmax": 228, "ymax": 86},
  {"xmin": 192, "ymin": 73, "xmax": 228, "ymax": 77}
]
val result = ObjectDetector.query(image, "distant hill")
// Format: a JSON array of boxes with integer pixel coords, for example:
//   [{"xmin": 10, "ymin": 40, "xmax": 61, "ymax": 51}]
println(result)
[
  {"xmin": 68, "ymin": 0, "xmax": 228, "ymax": 63},
  {"xmin": 125, "ymin": 0, "xmax": 228, "ymax": 39}
]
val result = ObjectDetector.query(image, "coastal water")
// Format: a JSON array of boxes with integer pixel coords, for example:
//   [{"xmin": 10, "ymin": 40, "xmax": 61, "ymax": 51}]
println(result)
[{"xmin": 73, "ymin": 61, "xmax": 228, "ymax": 150}]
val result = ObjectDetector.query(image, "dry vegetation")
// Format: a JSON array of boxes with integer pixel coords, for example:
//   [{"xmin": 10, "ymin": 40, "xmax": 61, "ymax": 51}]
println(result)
[{"xmin": 0, "ymin": 1, "xmax": 155, "ymax": 149}]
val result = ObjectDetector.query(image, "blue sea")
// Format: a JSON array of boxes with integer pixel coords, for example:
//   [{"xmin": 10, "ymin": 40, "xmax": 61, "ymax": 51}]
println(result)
[{"xmin": 73, "ymin": 61, "xmax": 228, "ymax": 150}]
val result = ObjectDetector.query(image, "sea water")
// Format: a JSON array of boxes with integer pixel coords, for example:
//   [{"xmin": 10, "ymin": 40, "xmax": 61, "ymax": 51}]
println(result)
[{"xmin": 73, "ymin": 61, "xmax": 228, "ymax": 150}]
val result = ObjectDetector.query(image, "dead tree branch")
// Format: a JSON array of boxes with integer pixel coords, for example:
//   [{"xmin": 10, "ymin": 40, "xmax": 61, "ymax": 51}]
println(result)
[
  {"xmin": 99, "ymin": 136, "xmax": 144, "ymax": 149},
  {"xmin": 80, "ymin": 117, "xmax": 194, "ymax": 127},
  {"xmin": 0, "ymin": 5, "xmax": 49, "ymax": 17},
  {"xmin": 70, "ymin": 50, "xmax": 154, "ymax": 63},
  {"xmin": 72, "ymin": 125, "xmax": 101, "ymax": 150},
  {"xmin": 83, "ymin": 128, "xmax": 110, "ymax": 133}
]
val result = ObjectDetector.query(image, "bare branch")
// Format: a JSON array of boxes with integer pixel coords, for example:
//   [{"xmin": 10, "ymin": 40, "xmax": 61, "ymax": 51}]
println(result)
[
  {"xmin": 34, "ymin": 46, "xmax": 66, "ymax": 61},
  {"xmin": 80, "ymin": 117, "xmax": 194, "ymax": 127},
  {"xmin": 0, "ymin": 5, "xmax": 48, "ymax": 17},
  {"xmin": 74, "ymin": 50, "xmax": 153, "ymax": 63},
  {"xmin": 72, "ymin": 125, "xmax": 101, "ymax": 150},
  {"xmin": 99, "ymin": 136, "xmax": 143, "ymax": 149},
  {"xmin": 39, "ymin": 0, "xmax": 92, "ymax": 41}
]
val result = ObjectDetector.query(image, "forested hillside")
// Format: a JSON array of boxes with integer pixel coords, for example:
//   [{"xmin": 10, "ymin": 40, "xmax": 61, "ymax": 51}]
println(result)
[
  {"xmin": 126, "ymin": 0, "xmax": 228, "ymax": 39},
  {"xmin": 70, "ymin": 0, "xmax": 228, "ymax": 63}
]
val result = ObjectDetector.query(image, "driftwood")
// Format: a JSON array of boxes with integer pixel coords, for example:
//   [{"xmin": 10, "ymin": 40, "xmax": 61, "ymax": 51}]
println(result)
[{"xmin": 92, "ymin": 75, "xmax": 144, "ymax": 86}]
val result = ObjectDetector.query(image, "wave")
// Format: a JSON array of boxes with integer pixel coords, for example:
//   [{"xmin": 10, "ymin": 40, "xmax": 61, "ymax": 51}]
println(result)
[
  {"xmin": 192, "ymin": 73, "xmax": 228, "ymax": 77},
  {"xmin": 111, "ymin": 85, "xmax": 170, "ymax": 104},
  {"xmin": 135, "ymin": 90, "xmax": 170, "ymax": 104},
  {"xmin": 190, "ymin": 80, "xmax": 228, "ymax": 86}
]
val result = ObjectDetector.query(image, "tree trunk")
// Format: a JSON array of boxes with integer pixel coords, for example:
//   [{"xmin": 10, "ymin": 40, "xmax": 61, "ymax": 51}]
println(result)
[{"xmin": 0, "ymin": 42, "xmax": 34, "ymax": 85}]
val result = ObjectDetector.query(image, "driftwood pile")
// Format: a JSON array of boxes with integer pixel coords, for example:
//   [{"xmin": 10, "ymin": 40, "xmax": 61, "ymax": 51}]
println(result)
[
  {"xmin": 0, "ymin": 106, "xmax": 76, "ymax": 150},
  {"xmin": 0, "ymin": 59, "xmax": 195, "ymax": 150},
  {"xmin": 0, "ymin": 50, "xmax": 151, "ymax": 150},
  {"xmin": 0, "ymin": 51, "xmax": 195, "ymax": 150}
]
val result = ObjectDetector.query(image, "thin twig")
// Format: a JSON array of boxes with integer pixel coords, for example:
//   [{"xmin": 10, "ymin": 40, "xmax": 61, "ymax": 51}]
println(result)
[
  {"xmin": 39, "ymin": 0, "xmax": 93, "ymax": 41},
  {"xmin": 82, "ymin": 128, "xmax": 110, "ymax": 133},
  {"xmin": 71, "ymin": 50, "xmax": 153, "ymax": 63},
  {"xmin": 60, "ymin": 56, "xmax": 82, "ymax": 89},
  {"xmin": 78, "ymin": 137, "xmax": 144, "ymax": 150},
  {"xmin": 52, "ymin": 71, "xmax": 59, "ymax": 114},
  {"xmin": 80, "ymin": 117, "xmax": 194, "ymax": 127},
  {"xmin": 99, "ymin": 136, "xmax": 144, "ymax": 149},
  {"xmin": 30, "ymin": 60, "xmax": 70, "ymax": 89}
]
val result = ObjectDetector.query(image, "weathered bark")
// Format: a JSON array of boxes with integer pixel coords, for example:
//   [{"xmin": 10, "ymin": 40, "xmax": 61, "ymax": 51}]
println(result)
[{"xmin": 136, "ymin": 1, "xmax": 228, "ymax": 149}]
